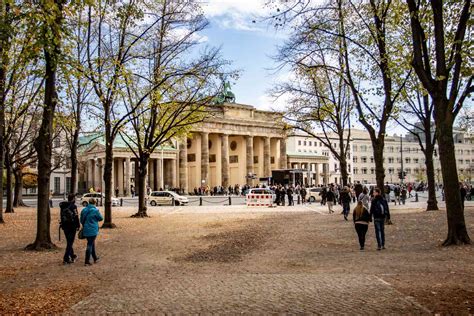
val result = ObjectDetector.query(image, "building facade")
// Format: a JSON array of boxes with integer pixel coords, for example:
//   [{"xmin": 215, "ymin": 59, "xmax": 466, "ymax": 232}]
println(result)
[{"xmin": 76, "ymin": 103, "xmax": 290, "ymax": 195}]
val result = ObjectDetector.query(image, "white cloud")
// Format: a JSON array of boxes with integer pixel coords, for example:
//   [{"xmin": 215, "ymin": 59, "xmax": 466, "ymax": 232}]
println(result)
[
  {"xmin": 170, "ymin": 28, "xmax": 209, "ymax": 43},
  {"xmin": 257, "ymin": 93, "xmax": 290, "ymax": 112}
]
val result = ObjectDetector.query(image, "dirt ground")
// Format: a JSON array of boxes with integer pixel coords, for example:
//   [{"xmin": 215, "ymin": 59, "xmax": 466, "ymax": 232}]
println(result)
[{"xmin": 0, "ymin": 204, "xmax": 473, "ymax": 314}]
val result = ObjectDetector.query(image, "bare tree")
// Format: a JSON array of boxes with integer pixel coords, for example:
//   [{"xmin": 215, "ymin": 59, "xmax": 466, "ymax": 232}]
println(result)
[
  {"xmin": 406, "ymin": 0, "xmax": 472, "ymax": 245},
  {"xmin": 120, "ymin": 0, "xmax": 228, "ymax": 217},
  {"xmin": 268, "ymin": 0, "xmax": 411, "ymax": 190},
  {"xmin": 397, "ymin": 76, "xmax": 438, "ymax": 211},
  {"xmin": 84, "ymin": 0, "xmax": 170, "ymax": 227},
  {"xmin": 273, "ymin": 30, "xmax": 353, "ymax": 185}
]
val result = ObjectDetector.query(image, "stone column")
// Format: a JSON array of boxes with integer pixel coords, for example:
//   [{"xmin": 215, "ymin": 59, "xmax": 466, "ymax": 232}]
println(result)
[
  {"xmin": 221, "ymin": 134, "xmax": 229, "ymax": 188},
  {"xmin": 171, "ymin": 158, "xmax": 177, "ymax": 188},
  {"xmin": 125, "ymin": 157, "xmax": 131, "ymax": 196},
  {"xmin": 179, "ymin": 141, "xmax": 188, "ymax": 193},
  {"xmin": 154, "ymin": 159, "xmax": 159, "ymax": 190},
  {"xmin": 201, "ymin": 132, "xmax": 209, "ymax": 185},
  {"xmin": 279, "ymin": 138, "xmax": 287, "ymax": 169},
  {"xmin": 88, "ymin": 159, "xmax": 94, "ymax": 190},
  {"xmin": 117, "ymin": 158, "xmax": 124, "ymax": 196},
  {"xmin": 263, "ymin": 136, "xmax": 271, "ymax": 177},
  {"xmin": 246, "ymin": 135, "xmax": 254, "ymax": 185},
  {"xmin": 148, "ymin": 159, "xmax": 154, "ymax": 190},
  {"xmin": 111, "ymin": 158, "xmax": 115, "ymax": 196},
  {"xmin": 315, "ymin": 163, "xmax": 320, "ymax": 186},
  {"xmin": 323, "ymin": 163, "xmax": 329, "ymax": 185}
]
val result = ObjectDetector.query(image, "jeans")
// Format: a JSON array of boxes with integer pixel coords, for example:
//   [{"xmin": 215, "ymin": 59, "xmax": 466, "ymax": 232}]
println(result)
[
  {"xmin": 63, "ymin": 228, "xmax": 76, "ymax": 262},
  {"xmin": 327, "ymin": 201, "xmax": 334, "ymax": 213},
  {"xmin": 374, "ymin": 218, "xmax": 385, "ymax": 248},
  {"xmin": 342, "ymin": 202, "xmax": 350, "ymax": 217},
  {"xmin": 85, "ymin": 236, "xmax": 98, "ymax": 263},
  {"xmin": 355, "ymin": 223, "xmax": 368, "ymax": 248}
]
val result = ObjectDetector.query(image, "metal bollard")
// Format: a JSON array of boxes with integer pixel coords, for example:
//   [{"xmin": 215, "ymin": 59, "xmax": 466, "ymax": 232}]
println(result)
[
  {"xmin": 172, "ymin": 197, "xmax": 175, "ymax": 207},
  {"xmin": 229, "ymin": 196, "xmax": 232, "ymax": 205},
  {"xmin": 415, "ymin": 192, "xmax": 419, "ymax": 202},
  {"xmin": 120, "ymin": 198, "xmax": 123, "ymax": 207},
  {"xmin": 199, "ymin": 196, "xmax": 203, "ymax": 206},
  {"xmin": 297, "ymin": 195, "xmax": 300, "ymax": 205}
]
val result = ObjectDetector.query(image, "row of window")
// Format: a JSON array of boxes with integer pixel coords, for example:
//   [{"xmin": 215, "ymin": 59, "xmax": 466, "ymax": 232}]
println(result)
[
  {"xmin": 353, "ymin": 144, "xmax": 473, "ymax": 156},
  {"xmin": 353, "ymin": 156, "xmax": 472, "ymax": 165}
]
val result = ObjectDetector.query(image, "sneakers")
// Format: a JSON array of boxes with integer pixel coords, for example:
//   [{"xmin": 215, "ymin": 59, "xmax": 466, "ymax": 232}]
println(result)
[
  {"xmin": 360, "ymin": 247, "xmax": 364, "ymax": 251},
  {"xmin": 94, "ymin": 257, "xmax": 100, "ymax": 263},
  {"xmin": 63, "ymin": 260, "xmax": 73, "ymax": 265},
  {"xmin": 71, "ymin": 254, "xmax": 78, "ymax": 263},
  {"xmin": 382, "ymin": 246, "xmax": 386, "ymax": 250},
  {"xmin": 84, "ymin": 262, "xmax": 92, "ymax": 266}
]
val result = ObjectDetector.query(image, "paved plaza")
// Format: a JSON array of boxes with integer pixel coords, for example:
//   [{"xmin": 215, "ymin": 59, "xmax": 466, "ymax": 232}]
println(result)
[{"xmin": 0, "ymin": 201, "xmax": 473, "ymax": 314}]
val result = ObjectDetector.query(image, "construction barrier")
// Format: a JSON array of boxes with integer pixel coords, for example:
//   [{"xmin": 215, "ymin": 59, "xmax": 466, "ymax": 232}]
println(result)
[{"xmin": 246, "ymin": 193, "xmax": 274, "ymax": 207}]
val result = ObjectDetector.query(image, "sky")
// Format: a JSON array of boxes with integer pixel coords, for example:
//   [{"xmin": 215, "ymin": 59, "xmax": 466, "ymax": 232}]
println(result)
[{"xmin": 199, "ymin": 0, "xmax": 289, "ymax": 112}]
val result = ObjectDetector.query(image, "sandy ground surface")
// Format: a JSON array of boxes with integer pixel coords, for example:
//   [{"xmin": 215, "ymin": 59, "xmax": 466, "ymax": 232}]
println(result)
[{"xmin": 0, "ymin": 201, "xmax": 473, "ymax": 314}]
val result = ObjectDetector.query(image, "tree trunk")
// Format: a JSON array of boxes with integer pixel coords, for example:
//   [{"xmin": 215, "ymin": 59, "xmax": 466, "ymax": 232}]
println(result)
[
  {"xmin": 424, "ymin": 143, "xmax": 438, "ymax": 211},
  {"xmin": 70, "ymin": 128, "xmax": 79, "ymax": 195},
  {"xmin": 339, "ymin": 157, "xmax": 349, "ymax": 187},
  {"xmin": 132, "ymin": 154, "xmax": 148, "ymax": 217},
  {"xmin": 25, "ymin": 15, "xmax": 63, "ymax": 249},
  {"xmin": 101, "ymin": 125, "xmax": 115, "ymax": 228},
  {"xmin": 373, "ymin": 138, "xmax": 385, "ymax": 190},
  {"xmin": 436, "ymin": 114, "xmax": 470, "ymax": 245},
  {"xmin": 5, "ymin": 153, "xmax": 13, "ymax": 213},
  {"xmin": 13, "ymin": 166, "xmax": 26, "ymax": 207}
]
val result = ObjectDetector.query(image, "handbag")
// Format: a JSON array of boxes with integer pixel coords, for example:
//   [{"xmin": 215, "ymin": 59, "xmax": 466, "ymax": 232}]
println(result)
[{"xmin": 78, "ymin": 210, "xmax": 91, "ymax": 240}]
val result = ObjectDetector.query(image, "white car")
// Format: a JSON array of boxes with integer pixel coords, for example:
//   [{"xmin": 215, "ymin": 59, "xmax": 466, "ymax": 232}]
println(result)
[
  {"xmin": 308, "ymin": 187, "xmax": 323, "ymax": 202},
  {"xmin": 81, "ymin": 193, "xmax": 120, "ymax": 207},
  {"xmin": 148, "ymin": 191, "xmax": 189, "ymax": 206}
]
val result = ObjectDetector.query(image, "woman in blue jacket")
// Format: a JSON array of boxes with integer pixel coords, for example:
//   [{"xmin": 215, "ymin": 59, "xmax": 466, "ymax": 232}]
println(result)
[{"xmin": 80, "ymin": 198, "xmax": 104, "ymax": 266}]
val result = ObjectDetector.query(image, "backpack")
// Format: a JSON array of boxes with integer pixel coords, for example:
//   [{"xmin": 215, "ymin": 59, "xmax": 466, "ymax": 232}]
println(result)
[{"xmin": 60, "ymin": 202, "xmax": 76, "ymax": 226}]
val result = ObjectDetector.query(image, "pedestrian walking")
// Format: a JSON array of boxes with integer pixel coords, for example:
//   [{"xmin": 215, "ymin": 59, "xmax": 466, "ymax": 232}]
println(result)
[
  {"xmin": 369, "ymin": 188, "xmax": 390, "ymax": 251},
  {"xmin": 115, "ymin": 186, "xmax": 119, "ymax": 197},
  {"xmin": 80, "ymin": 199, "xmax": 104, "ymax": 266},
  {"xmin": 358, "ymin": 187, "xmax": 370, "ymax": 210},
  {"xmin": 394, "ymin": 185, "xmax": 401, "ymax": 205},
  {"xmin": 400, "ymin": 186, "xmax": 407, "ymax": 205},
  {"xmin": 301, "ymin": 186, "xmax": 307, "ymax": 204},
  {"xmin": 326, "ymin": 188, "xmax": 335, "ymax": 214},
  {"xmin": 460, "ymin": 183, "xmax": 467, "ymax": 210},
  {"xmin": 340, "ymin": 186, "xmax": 352, "ymax": 221},
  {"xmin": 319, "ymin": 188, "xmax": 327, "ymax": 205},
  {"xmin": 353, "ymin": 201, "xmax": 371, "ymax": 250},
  {"xmin": 59, "ymin": 194, "xmax": 80, "ymax": 264},
  {"xmin": 287, "ymin": 186, "xmax": 294, "ymax": 206}
]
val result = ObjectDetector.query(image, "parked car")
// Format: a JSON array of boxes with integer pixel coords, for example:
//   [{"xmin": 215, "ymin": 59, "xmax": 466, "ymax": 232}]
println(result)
[
  {"xmin": 308, "ymin": 187, "xmax": 323, "ymax": 202},
  {"xmin": 148, "ymin": 191, "xmax": 189, "ymax": 206},
  {"xmin": 80, "ymin": 193, "xmax": 120, "ymax": 207}
]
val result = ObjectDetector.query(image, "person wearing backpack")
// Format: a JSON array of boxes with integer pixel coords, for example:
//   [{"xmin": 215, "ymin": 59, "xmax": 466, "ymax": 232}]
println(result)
[
  {"xmin": 369, "ymin": 188, "xmax": 390, "ymax": 251},
  {"xmin": 59, "ymin": 194, "xmax": 80, "ymax": 264},
  {"xmin": 80, "ymin": 198, "xmax": 104, "ymax": 266}
]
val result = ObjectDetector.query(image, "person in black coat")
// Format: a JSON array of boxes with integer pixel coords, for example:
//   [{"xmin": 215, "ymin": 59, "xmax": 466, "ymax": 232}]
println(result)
[
  {"xmin": 369, "ymin": 188, "xmax": 390, "ymax": 250},
  {"xmin": 59, "ymin": 194, "xmax": 80, "ymax": 264},
  {"xmin": 353, "ymin": 201, "xmax": 371, "ymax": 250}
]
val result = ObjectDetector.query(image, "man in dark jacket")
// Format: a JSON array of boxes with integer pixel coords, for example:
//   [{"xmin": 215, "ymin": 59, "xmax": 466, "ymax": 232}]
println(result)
[
  {"xmin": 369, "ymin": 188, "xmax": 390, "ymax": 250},
  {"xmin": 60, "ymin": 194, "xmax": 80, "ymax": 264},
  {"xmin": 354, "ymin": 182, "xmax": 364, "ymax": 201},
  {"xmin": 340, "ymin": 186, "xmax": 352, "ymax": 220}
]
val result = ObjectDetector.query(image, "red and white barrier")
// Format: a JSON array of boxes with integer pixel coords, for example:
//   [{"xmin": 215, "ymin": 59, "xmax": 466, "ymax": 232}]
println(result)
[{"xmin": 246, "ymin": 194, "xmax": 274, "ymax": 207}]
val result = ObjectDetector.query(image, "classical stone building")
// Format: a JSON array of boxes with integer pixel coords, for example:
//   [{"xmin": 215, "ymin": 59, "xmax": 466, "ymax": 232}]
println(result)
[{"xmin": 76, "ymin": 103, "xmax": 288, "ymax": 195}]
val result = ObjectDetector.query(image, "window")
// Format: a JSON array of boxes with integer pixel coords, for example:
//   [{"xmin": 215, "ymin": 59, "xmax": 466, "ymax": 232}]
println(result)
[
  {"xmin": 388, "ymin": 157, "xmax": 394, "ymax": 163},
  {"xmin": 66, "ymin": 177, "xmax": 71, "ymax": 194},
  {"xmin": 459, "ymin": 159, "xmax": 464, "ymax": 165},
  {"xmin": 271, "ymin": 157, "xmax": 275, "ymax": 164},
  {"xmin": 30, "ymin": 162, "xmax": 37, "ymax": 169},
  {"xmin": 360, "ymin": 145, "xmax": 367, "ymax": 152},
  {"xmin": 229, "ymin": 155, "xmax": 238, "ymax": 163},
  {"xmin": 54, "ymin": 138, "xmax": 61, "ymax": 148},
  {"xmin": 253, "ymin": 156, "xmax": 259, "ymax": 163},
  {"xmin": 397, "ymin": 158, "xmax": 401, "ymax": 163},
  {"xmin": 334, "ymin": 163, "xmax": 338, "ymax": 172},
  {"xmin": 314, "ymin": 142, "xmax": 317, "ymax": 147},
  {"xmin": 303, "ymin": 141, "xmax": 306, "ymax": 146},
  {"xmin": 370, "ymin": 157, "xmax": 374, "ymax": 163},
  {"xmin": 353, "ymin": 157, "xmax": 358, "ymax": 163},
  {"xmin": 30, "ymin": 188, "xmax": 37, "ymax": 194},
  {"xmin": 370, "ymin": 168, "xmax": 375, "ymax": 174},
  {"xmin": 405, "ymin": 158, "xmax": 411, "ymax": 163},
  {"xmin": 353, "ymin": 145, "xmax": 358, "ymax": 152},
  {"xmin": 362, "ymin": 168, "xmax": 367, "ymax": 174},
  {"xmin": 298, "ymin": 140, "xmax": 302, "ymax": 145},
  {"xmin": 230, "ymin": 141, "xmax": 237, "ymax": 151},
  {"xmin": 388, "ymin": 168, "xmax": 394, "ymax": 174},
  {"xmin": 353, "ymin": 168, "xmax": 358, "ymax": 174},
  {"xmin": 209, "ymin": 154, "xmax": 216, "ymax": 163},
  {"xmin": 388, "ymin": 146, "xmax": 394, "ymax": 153},
  {"xmin": 65, "ymin": 158, "xmax": 72, "ymax": 169},
  {"xmin": 414, "ymin": 158, "xmax": 419, "ymax": 164},
  {"xmin": 361, "ymin": 157, "xmax": 367, "ymax": 163},
  {"xmin": 187, "ymin": 154, "xmax": 196, "ymax": 162},
  {"xmin": 405, "ymin": 168, "xmax": 411, "ymax": 174},
  {"xmin": 54, "ymin": 177, "xmax": 60, "ymax": 194}
]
